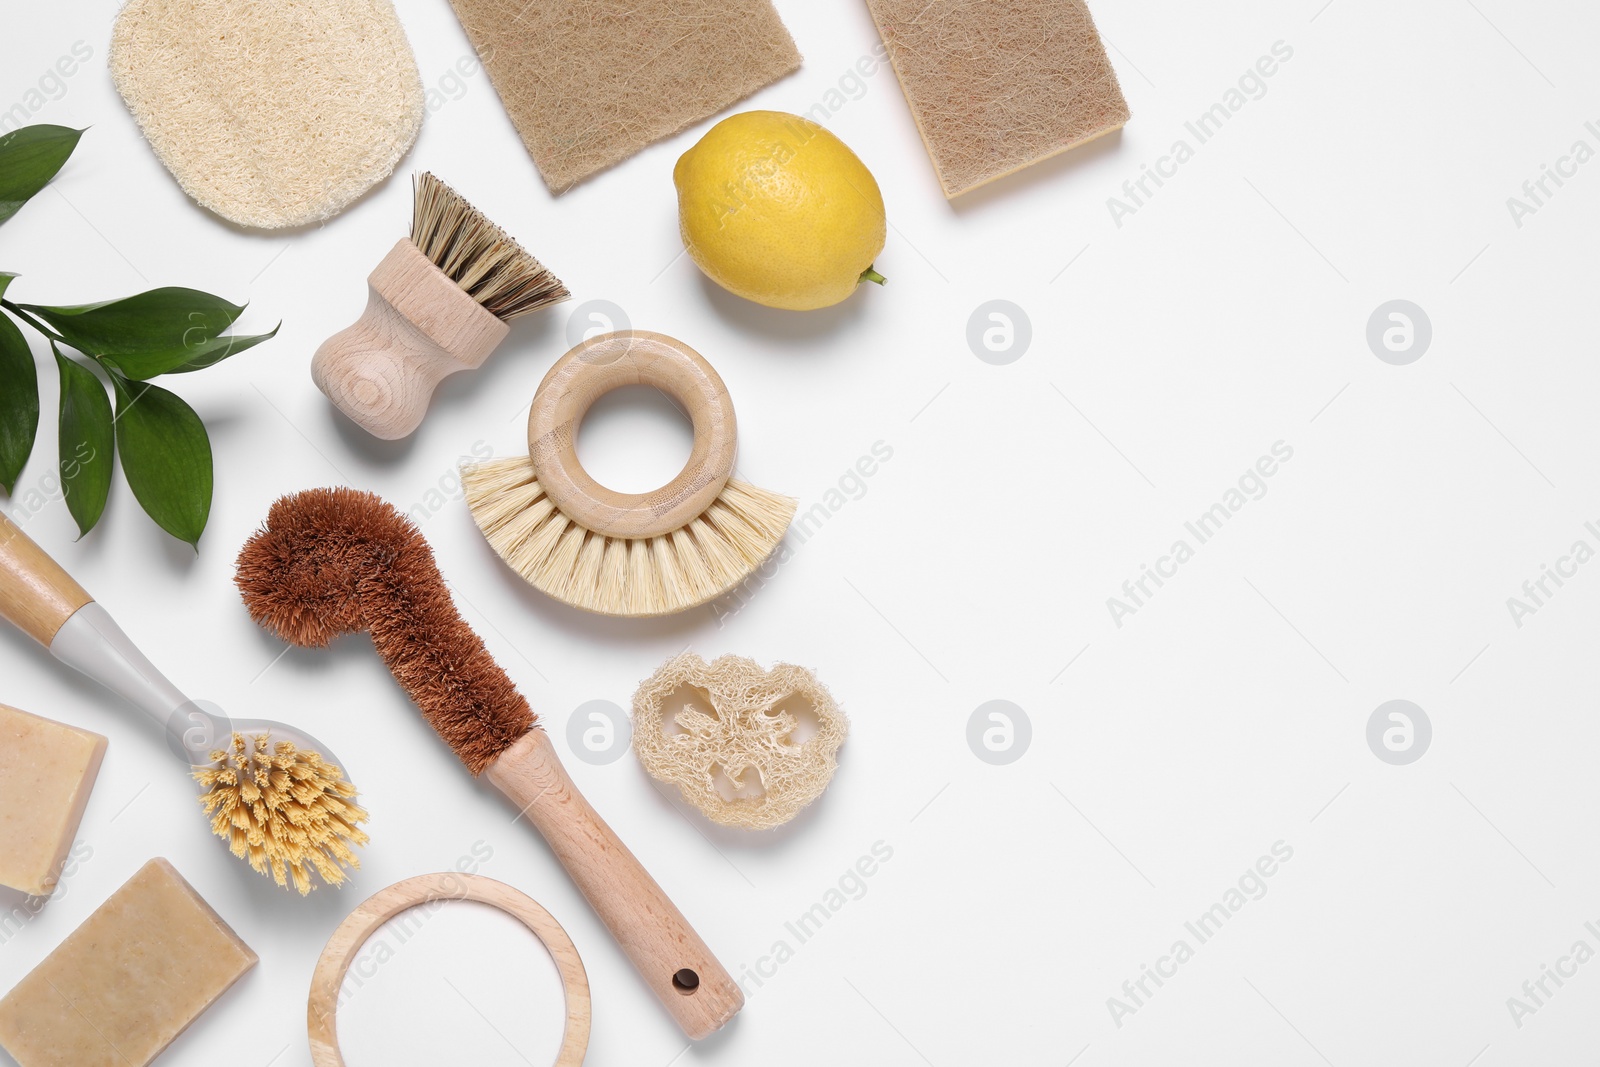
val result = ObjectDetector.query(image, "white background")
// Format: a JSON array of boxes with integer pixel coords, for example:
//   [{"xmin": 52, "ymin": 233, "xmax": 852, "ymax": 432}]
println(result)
[{"xmin": 3, "ymin": 0, "xmax": 1599, "ymax": 1064}]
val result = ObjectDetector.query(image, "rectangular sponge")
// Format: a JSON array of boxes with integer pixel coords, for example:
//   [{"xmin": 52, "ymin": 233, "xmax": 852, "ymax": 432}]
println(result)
[
  {"xmin": 864, "ymin": 0, "xmax": 1130, "ymax": 198},
  {"xmin": 446, "ymin": 0, "xmax": 802, "ymax": 193},
  {"xmin": 0, "ymin": 859, "xmax": 257, "ymax": 1066},
  {"xmin": 0, "ymin": 704, "xmax": 105, "ymax": 896}
]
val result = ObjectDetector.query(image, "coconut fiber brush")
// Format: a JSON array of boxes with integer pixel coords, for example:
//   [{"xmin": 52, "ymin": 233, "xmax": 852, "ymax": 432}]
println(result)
[
  {"xmin": 311, "ymin": 171, "xmax": 570, "ymax": 440},
  {"xmin": 235, "ymin": 487, "xmax": 743, "ymax": 1039},
  {"xmin": 0, "ymin": 511, "xmax": 367, "ymax": 894}
]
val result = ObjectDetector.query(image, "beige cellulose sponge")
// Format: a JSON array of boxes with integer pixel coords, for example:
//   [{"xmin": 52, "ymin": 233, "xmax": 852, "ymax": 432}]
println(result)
[
  {"xmin": 864, "ymin": 0, "xmax": 1130, "ymax": 198},
  {"xmin": 109, "ymin": 0, "xmax": 425, "ymax": 229},
  {"xmin": 444, "ymin": 0, "xmax": 802, "ymax": 193},
  {"xmin": 633, "ymin": 654, "xmax": 847, "ymax": 830}
]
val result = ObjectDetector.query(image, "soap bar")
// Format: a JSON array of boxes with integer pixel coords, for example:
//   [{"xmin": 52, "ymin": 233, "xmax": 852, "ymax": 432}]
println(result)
[
  {"xmin": 0, "ymin": 703, "xmax": 106, "ymax": 896},
  {"xmin": 0, "ymin": 858, "xmax": 257, "ymax": 1067}
]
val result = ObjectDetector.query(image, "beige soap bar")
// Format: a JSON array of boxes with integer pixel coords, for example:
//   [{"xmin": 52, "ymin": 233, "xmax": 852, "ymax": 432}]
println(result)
[
  {"xmin": 0, "ymin": 858, "xmax": 257, "ymax": 1066},
  {"xmin": 0, "ymin": 703, "xmax": 106, "ymax": 896}
]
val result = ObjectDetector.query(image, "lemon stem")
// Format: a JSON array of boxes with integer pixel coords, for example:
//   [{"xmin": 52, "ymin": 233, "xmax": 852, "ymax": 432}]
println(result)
[{"xmin": 860, "ymin": 266, "xmax": 887, "ymax": 286}]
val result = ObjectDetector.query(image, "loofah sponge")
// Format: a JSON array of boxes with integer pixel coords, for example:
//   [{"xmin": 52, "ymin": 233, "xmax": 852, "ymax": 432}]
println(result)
[
  {"xmin": 632, "ymin": 654, "xmax": 846, "ymax": 830},
  {"xmin": 864, "ymin": 0, "xmax": 1130, "ymax": 198},
  {"xmin": 109, "ymin": 0, "xmax": 425, "ymax": 229},
  {"xmin": 444, "ymin": 0, "xmax": 803, "ymax": 193}
]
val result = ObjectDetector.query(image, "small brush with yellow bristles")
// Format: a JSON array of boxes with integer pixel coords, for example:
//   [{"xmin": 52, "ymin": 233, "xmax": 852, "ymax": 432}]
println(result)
[{"xmin": 0, "ymin": 509, "xmax": 367, "ymax": 894}]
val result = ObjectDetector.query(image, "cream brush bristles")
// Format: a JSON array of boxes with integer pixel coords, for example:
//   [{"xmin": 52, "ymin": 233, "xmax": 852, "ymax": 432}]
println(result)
[
  {"xmin": 460, "ymin": 329, "xmax": 795, "ymax": 618},
  {"xmin": 461, "ymin": 457, "xmax": 794, "ymax": 616}
]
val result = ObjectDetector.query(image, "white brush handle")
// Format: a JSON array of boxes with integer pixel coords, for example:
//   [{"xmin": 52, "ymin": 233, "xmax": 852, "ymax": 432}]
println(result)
[
  {"xmin": 0, "ymin": 511, "xmax": 304, "ymax": 762},
  {"xmin": 312, "ymin": 239, "xmax": 510, "ymax": 440}
]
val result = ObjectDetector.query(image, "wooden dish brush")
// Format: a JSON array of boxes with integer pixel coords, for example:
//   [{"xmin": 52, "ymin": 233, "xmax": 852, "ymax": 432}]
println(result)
[
  {"xmin": 461, "ymin": 330, "xmax": 796, "ymax": 616},
  {"xmin": 236, "ymin": 487, "xmax": 743, "ymax": 1040},
  {"xmin": 0, "ymin": 511, "xmax": 367, "ymax": 894},
  {"xmin": 311, "ymin": 172, "xmax": 570, "ymax": 440}
]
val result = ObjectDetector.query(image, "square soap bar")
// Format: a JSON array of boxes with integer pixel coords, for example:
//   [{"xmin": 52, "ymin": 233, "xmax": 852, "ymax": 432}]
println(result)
[
  {"xmin": 0, "ymin": 703, "xmax": 106, "ymax": 896},
  {"xmin": 0, "ymin": 858, "xmax": 258, "ymax": 1067}
]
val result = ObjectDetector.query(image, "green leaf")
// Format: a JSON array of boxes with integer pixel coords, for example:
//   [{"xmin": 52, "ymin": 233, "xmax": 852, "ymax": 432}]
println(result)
[
  {"xmin": 0, "ymin": 273, "xmax": 17, "ymax": 301},
  {"xmin": 111, "ymin": 374, "xmax": 212, "ymax": 547},
  {"xmin": 54, "ymin": 346, "xmax": 113, "ymax": 536},
  {"xmin": 0, "ymin": 125, "xmax": 82, "ymax": 225},
  {"xmin": 101, "ymin": 322, "xmax": 280, "ymax": 380},
  {"xmin": 0, "ymin": 311, "xmax": 38, "ymax": 493},
  {"xmin": 18, "ymin": 288, "xmax": 245, "ymax": 359}
]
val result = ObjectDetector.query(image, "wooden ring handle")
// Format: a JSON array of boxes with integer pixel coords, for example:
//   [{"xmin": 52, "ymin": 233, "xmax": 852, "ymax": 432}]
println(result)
[
  {"xmin": 526, "ymin": 331, "xmax": 736, "ymax": 539},
  {"xmin": 307, "ymin": 873, "xmax": 591, "ymax": 1067}
]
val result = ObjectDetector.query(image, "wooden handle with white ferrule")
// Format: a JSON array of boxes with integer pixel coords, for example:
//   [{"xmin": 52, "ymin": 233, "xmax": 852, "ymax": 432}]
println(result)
[
  {"xmin": 484, "ymin": 729, "xmax": 743, "ymax": 1040},
  {"xmin": 0, "ymin": 509, "xmax": 92, "ymax": 646}
]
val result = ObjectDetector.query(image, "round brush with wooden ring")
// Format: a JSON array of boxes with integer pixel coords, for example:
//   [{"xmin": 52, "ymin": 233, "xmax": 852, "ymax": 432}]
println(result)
[
  {"xmin": 461, "ymin": 330, "xmax": 796, "ymax": 616},
  {"xmin": 236, "ymin": 488, "xmax": 741, "ymax": 1040}
]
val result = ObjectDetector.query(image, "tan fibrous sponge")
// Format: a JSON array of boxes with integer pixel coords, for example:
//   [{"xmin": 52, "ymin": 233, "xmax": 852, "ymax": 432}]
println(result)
[
  {"xmin": 632, "ymin": 654, "xmax": 846, "ymax": 830},
  {"xmin": 109, "ymin": 0, "xmax": 425, "ymax": 229},
  {"xmin": 445, "ymin": 0, "xmax": 802, "ymax": 193},
  {"xmin": 865, "ymin": 0, "xmax": 1130, "ymax": 198},
  {"xmin": 235, "ymin": 488, "xmax": 533, "ymax": 775}
]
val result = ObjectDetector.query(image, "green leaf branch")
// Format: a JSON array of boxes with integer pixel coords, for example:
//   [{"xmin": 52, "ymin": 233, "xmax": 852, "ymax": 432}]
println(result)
[{"xmin": 0, "ymin": 125, "xmax": 278, "ymax": 547}]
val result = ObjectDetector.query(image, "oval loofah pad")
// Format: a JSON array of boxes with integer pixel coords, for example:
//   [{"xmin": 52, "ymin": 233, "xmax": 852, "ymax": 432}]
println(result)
[
  {"xmin": 632, "ymin": 654, "xmax": 846, "ymax": 830},
  {"xmin": 109, "ymin": 0, "xmax": 425, "ymax": 229}
]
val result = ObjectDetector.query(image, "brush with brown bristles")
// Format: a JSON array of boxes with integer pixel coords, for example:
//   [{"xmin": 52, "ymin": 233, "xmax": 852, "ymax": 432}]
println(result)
[
  {"xmin": 0, "ymin": 511, "xmax": 367, "ymax": 895},
  {"xmin": 311, "ymin": 171, "xmax": 570, "ymax": 440},
  {"xmin": 235, "ymin": 487, "xmax": 743, "ymax": 1040}
]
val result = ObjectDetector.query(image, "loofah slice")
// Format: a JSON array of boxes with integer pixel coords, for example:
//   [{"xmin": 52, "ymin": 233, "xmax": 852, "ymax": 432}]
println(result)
[
  {"xmin": 444, "ymin": 0, "xmax": 803, "ymax": 193},
  {"xmin": 864, "ymin": 0, "xmax": 1130, "ymax": 198},
  {"xmin": 109, "ymin": 0, "xmax": 425, "ymax": 228},
  {"xmin": 632, "ymin": 654, "xmax": 846, "ymax": 830}
]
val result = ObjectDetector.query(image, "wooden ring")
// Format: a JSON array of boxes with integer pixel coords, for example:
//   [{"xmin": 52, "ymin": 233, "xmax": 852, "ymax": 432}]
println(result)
[
  {"xmin": 308, "ymin": 873, "xmax": 591, "ymax": 1067},
  {"xmin": 527, "ymin": 331, "xmax": 737, "ymax": 539}
]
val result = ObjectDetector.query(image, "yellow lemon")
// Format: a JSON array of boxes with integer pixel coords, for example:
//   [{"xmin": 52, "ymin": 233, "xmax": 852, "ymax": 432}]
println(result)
[{"xmin": 675, "ymin": 111, "xmax": 887, "ymax": 311}]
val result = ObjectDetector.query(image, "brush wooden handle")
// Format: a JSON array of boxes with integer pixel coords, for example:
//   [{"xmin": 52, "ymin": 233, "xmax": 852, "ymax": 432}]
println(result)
[
  {"xmin": 485, "ymin": 729, "xmax": 743, "ymax": 1040},
  {"xmin": 312, "ymin": 239, "xmax": 510, "ymax": 440},
  {"xmin": 0, "ymin": 510, "xmax": 92, "ymax": 645},
  {"xmin": 527, "ymin": 331, "xmax": 737, "ymax": 538}
]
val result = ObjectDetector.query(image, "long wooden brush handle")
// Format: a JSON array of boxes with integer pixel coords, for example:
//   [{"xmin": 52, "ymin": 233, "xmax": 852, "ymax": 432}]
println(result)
[
  {"xmin": 311, "ymin": 239, "xmax": 510, "ymax": 440},
  {"xmin": 0, "ymin": 510, "xmax": 92, "ymax": 645},
  {"xmin": 485, "ymin": 729, "xmax": 744, "ymax": 1040}
]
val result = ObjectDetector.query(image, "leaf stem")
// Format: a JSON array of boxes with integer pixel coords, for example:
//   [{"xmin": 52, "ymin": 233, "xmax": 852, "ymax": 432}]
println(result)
[
  {"xmin": 859, "ymin": 267, "xmax": 887, "ymax": 286},
  {"xmin": 1, "ymin": 300, "xmax": 65, "ymax": 343}
]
